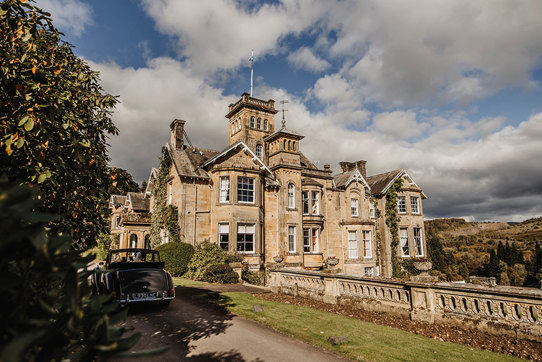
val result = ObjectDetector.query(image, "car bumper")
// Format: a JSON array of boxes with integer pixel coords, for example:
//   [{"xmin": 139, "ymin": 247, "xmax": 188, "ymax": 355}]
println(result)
[{"xmin": 119, "ymin": 296, "xmax": 175, "ymax": 303}]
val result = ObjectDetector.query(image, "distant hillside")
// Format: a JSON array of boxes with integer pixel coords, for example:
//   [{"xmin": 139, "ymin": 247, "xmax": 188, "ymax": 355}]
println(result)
[{"xmin": 424, "ymin": 217, "xmax": 542, "ymax": 286}]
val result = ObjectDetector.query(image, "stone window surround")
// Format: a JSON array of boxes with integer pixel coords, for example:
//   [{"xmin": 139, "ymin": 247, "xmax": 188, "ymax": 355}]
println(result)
[
  {"xmin": 302, "ymin": 188, "xmax": 321, "ymax": 216},
  {"xmin": 215, "ymin": 171, "xmax": 262, "ymax": 207},
  {"xmin": 287, "ymin": 182, "xmax": 296, "ymax": 210},
  {"xmin": 288, "ymin": 224, "xmax": 297, "ymax": 253},
  {"xmin": 397, "ymin": 195, "xmax": 407, "ymax": 214}
]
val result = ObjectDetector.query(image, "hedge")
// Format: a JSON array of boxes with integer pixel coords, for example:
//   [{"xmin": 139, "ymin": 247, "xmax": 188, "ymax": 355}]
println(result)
[{"xmin": 155, "ymin": 242, "xmax": 194, "ymax": 276}]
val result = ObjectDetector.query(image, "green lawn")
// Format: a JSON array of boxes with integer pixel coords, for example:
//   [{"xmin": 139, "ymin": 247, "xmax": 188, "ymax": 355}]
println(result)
[
  {"xmin": 198, "ymin": 291, "xmax": 519, "ymax": 362},
  {"xmin": 172, "ymin": 277, "xmax": 209, "ymax": 287}
]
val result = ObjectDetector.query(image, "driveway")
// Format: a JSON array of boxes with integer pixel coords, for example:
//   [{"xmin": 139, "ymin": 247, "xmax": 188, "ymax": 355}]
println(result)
[{"xmin": 121, "ymin": 284, "xmax": 348, "ymax": 361}]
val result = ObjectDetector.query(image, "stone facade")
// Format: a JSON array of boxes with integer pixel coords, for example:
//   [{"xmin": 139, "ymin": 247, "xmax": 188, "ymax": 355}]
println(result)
[{"xmin": 110, "ymin": 93, "xmax": 427, "ymax": 277}]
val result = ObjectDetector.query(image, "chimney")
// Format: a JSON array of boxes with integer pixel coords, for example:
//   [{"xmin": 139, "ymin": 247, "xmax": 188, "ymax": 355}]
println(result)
[
  {"xmin": 324, "ymin": 164, "xmax": 331, "ymax": 171},
  {"xmin": 170, "ymin": 119, "xmax": 186, "ymax": 150},
  {"xmin": 356, "ymin": 160, "xmax": 367, "ymax": 179},
  {"xmin": 339, "ymin": 160, "xmax": 367, "ymax": 179}
]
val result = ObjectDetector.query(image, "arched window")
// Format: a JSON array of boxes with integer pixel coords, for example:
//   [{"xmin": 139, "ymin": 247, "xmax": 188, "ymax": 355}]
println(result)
[
  {"xmin": 257, "ymin": 118, "xmax": 262, "ymax": 129},
  {"xmin": 256, "ymin": 144, "xmax": 262, "ymax": 158},
  {"xmin": 288, "ymin": 183, "xmax": 295, "ymax": 208},
  {"xmin": 238, "ymin": 118, "xmax": 242, "ymax": 131},
  {"xmin": 144, "ymin": 235, "xmax": 151, "ymax": 249},
  {"xmin": 292, "ymin": 141, "xmax": 296, "ymax": 151},
  {"xmin": 288, "ymin": 140, "xmax": 291, "ymax": 150},
  {"xmin": 130, "ymin": 234, "xmax": 138, "ymax": 248},
  {"xmin": 264, "ymin": 119, "xmax": 268, "ymax": 131},
  {"xmin": 231, "ymin": 122, "xmax": 234, "ymax": 135},
  {"xmin": 283, "ymin": 140, "xmax": 286, "ymax": 149},
  {"xmin": 250, "ymin": 116, "xmax": 255, "ymax": 128}
]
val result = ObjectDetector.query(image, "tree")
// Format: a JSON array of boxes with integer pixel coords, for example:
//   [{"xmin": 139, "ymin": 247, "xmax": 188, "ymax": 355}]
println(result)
[
  {"xmin": 509, "ymin": 263, "xmax": 527, "ymax": 286},
  {"xmin": 109, "ymin": 167, "xmax": 140, "ymax": 196},
  {"xmin": 487, "ymin": 249, "xmax": 499, "ymax": 277},
  {"xmin": 0, "ymin": 179, "xmax": 141, "ymax": 360},
  {"xmin": 1, "ymin": 0, "xmax": 117, "ymax": 250}
]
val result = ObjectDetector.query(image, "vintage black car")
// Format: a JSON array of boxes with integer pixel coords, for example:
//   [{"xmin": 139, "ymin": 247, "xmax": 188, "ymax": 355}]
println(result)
[{"xmin": 95, "ymin": 248, "xmax": 175, "ymax": 306}]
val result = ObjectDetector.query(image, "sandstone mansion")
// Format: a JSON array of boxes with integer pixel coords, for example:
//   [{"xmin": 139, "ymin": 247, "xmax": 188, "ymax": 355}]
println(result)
[{"xmin": 110, "ymin": 93, "xmax": 427, "ymax": 278}]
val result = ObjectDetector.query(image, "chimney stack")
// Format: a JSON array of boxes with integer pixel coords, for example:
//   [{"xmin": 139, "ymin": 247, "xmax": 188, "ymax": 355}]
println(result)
[
  {"xmin": 170, "ymin": 119, "xmax": 186, "ymax": 150},
  {"xmin": 324, "ymin": 164, "xmax": 331, "ymax": 171},
  {"xmin": 339, "ymin": 160, "xmax": 367, "ymax": 179}
]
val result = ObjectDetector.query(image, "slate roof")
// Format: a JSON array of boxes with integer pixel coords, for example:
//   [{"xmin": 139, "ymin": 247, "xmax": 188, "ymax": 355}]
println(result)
[
  {"xmin": 302, "ymin": 177, "xmax": 323, "ymax": 187},
  {"xmin": 127, "ymin": 192, "xmax": 150, "ymax": 211},
  {"xmin": 167, "ymin": 143, "xmax": 219, "ymax": 179},
  {"xmin": 263, "ymin": 126, "xmax": 304, "ymax": 142},
  {"xmin": 366, "ymin": 169, "xmax": 403, "ymax": 196},
  {"xmin": 110, "ymin": 195, "xmax": 126, "ymax": 206},
  {"xmin": 300, "ymin": 152, "xmax": 318, "ymax": 170}
]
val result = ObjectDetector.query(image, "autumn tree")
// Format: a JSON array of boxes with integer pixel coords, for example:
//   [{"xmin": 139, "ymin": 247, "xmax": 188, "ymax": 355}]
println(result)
[{"xmin": 0, "ymin": 0, "xmax": 117, "ymax": 249}]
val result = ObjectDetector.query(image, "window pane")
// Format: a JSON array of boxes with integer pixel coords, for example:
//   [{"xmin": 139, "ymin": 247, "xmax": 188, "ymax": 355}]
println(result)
[
  {"xmin": 288, "ymin": 225, "xmax": 296, "ymax": 252},
  {"xmin": 311, "ymin": 191, "xmax": 319, "ymax": 214},
  {"xmin": 399, "ymin": 228, "xmax": 410, "ymax": 256},
  {"xmin": 219, "ymin": 223, "xmax": 229, "ymax": 250},
  {"xmin": 303, "ymin": 229, "xmax": 310, "ymax": 252},
  {"xmin": 302, "ymin": 191, "xmax": 309, "ymax": 214},
  {"xmin": 288, "ymin": 184, "xmax": 295, "ymax": 208},
  {"xmin": 237, "ymin": 177, "xmax": 254, "ymax": 203},
  {"xmin": 397, "ymin": 196, "xmax": 406, "ymax": 213},
  {"xmin": 311, "ymin": 228, "xmax": 319, "ymax": 253},
  {"xmin": 410, "ymin": 197, "xmax": 419, "ymax": 214},
  {"xmin": 363, "ymin": 231, "xmax": 372, "ymax": 258},
  {"xmin": 237, "ymin": 223, "xmax": 255, "ymax": 252},
  {"xmin": 369, "ymin": 200, "xmax": 375, "ymax": 218},
  {"xmin": 348, "ymin": 231, "xmax": 358, "ymax": 259},
  {"xmin": 414, "ymin": 227, "xmax": 423, "ymax": 256},
  {"xmin": 219, "ymin": 176, "xmax": 230, "ymax": 202},
  {"xmin": 351, "ymin": 198, "xmax": 358, "ymax": 216},
  {"xmin": 256, "ymin": 145, "xmax": 262, "ymax": 158}
]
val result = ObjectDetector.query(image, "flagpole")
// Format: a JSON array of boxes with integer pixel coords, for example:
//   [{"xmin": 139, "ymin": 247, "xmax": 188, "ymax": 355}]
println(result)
[{"xmin": 250, "ymin": 49, "xmax": 254, "ymax": 97}]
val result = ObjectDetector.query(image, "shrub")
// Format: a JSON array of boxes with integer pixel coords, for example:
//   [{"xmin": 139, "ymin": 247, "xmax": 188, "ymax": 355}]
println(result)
[
  {"xmin": 202, "ymin": 263, "xmax": 239, "ymax": 284},
  {"xmin": 0, "ymin": 179, "xmax": 139, "ymax": 360},
  {"xmin": 225, "ymin": 252, "xmax": 244, "ymax": 263},
  {"xmin": 185, "ymin": 241, "xmax": 227, "ymax": 280},
  {"xmin": 242, "ymin": 270, "xmax": 263, "ymax": 285},
  {"xmin": 155, "ymin": 242, "xmax": 194, "ymax": 276}
]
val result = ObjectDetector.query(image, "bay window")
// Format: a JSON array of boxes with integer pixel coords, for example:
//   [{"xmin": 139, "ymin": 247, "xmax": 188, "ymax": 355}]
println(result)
[
  {"xmin": 303, "ymin": 228, "xmax": 319, "ymax": 253},
  {"xmin": 219, "ymin": 176, "xmax": 230, "ymax": 203}
]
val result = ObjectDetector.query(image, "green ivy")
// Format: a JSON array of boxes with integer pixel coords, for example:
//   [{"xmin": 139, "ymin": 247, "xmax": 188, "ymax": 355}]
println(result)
[
  {"xmin": 150, "ymin": 147, "xmax": 172, "ymax": 247},
  {"xmin": 385, "ymin": 178, "xmax": 403, "ymax": 278}
]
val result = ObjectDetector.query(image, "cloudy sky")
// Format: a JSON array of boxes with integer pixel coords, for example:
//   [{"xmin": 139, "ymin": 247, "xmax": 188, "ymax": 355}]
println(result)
[{"xmin": 38, "ymin": 0, "xmax": 542, "ymax": 222}]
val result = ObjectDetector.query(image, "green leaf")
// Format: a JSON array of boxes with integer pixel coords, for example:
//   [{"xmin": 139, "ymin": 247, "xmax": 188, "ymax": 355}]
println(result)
[
  {"xmin": 15, "ymin": 138, "xmax": 24, "ymax": 148},
  {"xmin": 24, "ymin": 118, "xmax": 34, "ymax": 131},
  {"xmin": 37, "ymin": 173, "xmax": 47, "ymax": 184},
  {"xmin": 62, "ymin": 123, "xmax": 69, "ymax": 129},
  {"xmin": 18, "ymin": 115, "xmax": 29, "ymax": 127}
]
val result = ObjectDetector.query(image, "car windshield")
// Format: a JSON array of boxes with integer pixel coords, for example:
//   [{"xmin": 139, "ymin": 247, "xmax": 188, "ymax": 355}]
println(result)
[
  {"xmin": 118, "ymin": 270, "xmax": 167, "ymax": 293},
  {"xmin": 109, "ymin": 250, "xmax": 159, "ymax": 263}
]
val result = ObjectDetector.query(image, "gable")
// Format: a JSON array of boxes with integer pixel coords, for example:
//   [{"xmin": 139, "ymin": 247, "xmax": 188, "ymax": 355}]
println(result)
[
  {"xmin": 202, "ymin": 141, "xmax": 275, "ymax": 179},
  {"xmin": 209, "ymin": 147, "xmax": 262, "ymax": 171}
]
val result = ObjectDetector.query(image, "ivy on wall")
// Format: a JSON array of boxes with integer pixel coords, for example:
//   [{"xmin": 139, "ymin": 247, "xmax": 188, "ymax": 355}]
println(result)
[
  {"xmin": 150, "ymin": 148, "xmax": 180, "ymax": 247},
  {"xmin": 385, "ymin": 177, "xmax": 404, "ymax": 278}
]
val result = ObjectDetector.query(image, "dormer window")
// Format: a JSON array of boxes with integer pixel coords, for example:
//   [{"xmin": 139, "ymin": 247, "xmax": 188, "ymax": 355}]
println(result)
[
  {"xmin": 256, "ymin": 144, "xmax": 262, "ymax": 159},
  {"xmin": 257, "ymin": 118, "xmax": 262, "ymax": 129},
  {"xmin": 250, "ymin": 116, "xmax": 255, "ymax": 128},
  {"xmin": 264, "ymin": 119, "xmax": 268, "ymax": 131}
]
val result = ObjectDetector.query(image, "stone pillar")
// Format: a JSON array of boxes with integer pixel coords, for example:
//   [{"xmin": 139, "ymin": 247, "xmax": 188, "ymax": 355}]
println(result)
[
  {"xmin": 408, "ymin": 284, "xmax": 435, "ymax": 323},
  {"xmin": 323, "ymin": 276, "xmax": 338, "ymax": 304}
]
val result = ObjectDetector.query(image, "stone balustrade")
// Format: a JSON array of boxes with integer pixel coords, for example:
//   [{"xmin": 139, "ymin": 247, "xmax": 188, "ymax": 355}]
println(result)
[{"xmin": 268, "ymin": 269, "xmax": 542, "ymax": 340}]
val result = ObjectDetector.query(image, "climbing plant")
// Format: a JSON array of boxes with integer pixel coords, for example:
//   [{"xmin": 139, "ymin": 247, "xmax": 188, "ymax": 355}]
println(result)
[
  {"xmin": 385, "ymin": 177, "xmax": 404, "ymax": 278},
  {"xmin": 150, "ymin": 147, "xmax": 172, "ymax": 247}
]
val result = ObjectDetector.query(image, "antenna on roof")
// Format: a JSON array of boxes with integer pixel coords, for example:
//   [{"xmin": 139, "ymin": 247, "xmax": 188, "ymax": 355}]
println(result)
[
  {"xmin": 183, "ymin": 129, "xmax": 193, "ymax": 148},
  {"xmin": 280, "ymin": 96, "xmax": 288, "ymax": 128},
  {"xmin": 249, "ymin": 49, "xmax": 254, "ymax": 97}
]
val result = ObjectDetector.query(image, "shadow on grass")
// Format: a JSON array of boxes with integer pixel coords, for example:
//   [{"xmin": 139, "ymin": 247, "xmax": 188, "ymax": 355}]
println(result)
[{"xmin": 121, "ymin": 286, "xmax": 259, "ymax": 361}]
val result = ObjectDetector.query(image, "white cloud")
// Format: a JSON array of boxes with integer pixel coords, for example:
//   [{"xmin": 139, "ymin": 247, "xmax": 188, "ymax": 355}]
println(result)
[
  {"xmin": 140, "ymin": 0, "xmax": 330, "ymax": 75},
  {"xmin": 37, "ymin": 0, "xmax": 93, "ymax": 36},
  {"xmin": 372, "ymin": 111, "xmax": 429, "ymax": 139},
  {"xmin": 287, "ymin": 47, "xmax": 330, "ymax": 72},
  {"xmin": 88, "ymin": 57, "xmax": 236, "ymax": 181}
]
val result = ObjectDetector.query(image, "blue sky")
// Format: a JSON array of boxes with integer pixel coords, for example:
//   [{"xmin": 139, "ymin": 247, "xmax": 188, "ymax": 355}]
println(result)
[{"xmin": 39, "ymin": 0, "xmax": 542, "ymax": 221}]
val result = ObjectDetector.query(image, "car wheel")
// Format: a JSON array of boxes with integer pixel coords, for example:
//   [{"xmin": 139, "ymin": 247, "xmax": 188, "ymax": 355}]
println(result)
[{"xmin": 160, "ymin": 300, "xmax": 170, "ymax": 307}]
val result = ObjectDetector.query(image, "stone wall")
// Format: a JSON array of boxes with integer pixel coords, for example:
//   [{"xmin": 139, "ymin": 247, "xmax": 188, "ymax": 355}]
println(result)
[{"xmin": 269, "ymin": 269, "xmax": 542, "ymax": 340}]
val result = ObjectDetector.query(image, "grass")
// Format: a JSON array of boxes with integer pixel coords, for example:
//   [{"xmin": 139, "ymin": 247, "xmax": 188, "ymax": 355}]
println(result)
[
  {"xmin": 196, "ymin": 291, "xmax": 519, "ymax": 362},
  {"xmin": 172, "ymin": 277, "xmax": 208, "ymax": 287}
]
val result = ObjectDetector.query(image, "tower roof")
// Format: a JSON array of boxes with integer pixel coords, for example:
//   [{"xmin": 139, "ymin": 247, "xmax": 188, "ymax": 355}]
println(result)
[
  {"xmin": 225, "ymin": 93, "xmax": 278, "ymax": 118},
  {"xmin": 263, "ymin": 126, "xmax": 304, "ymax": 142}
]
